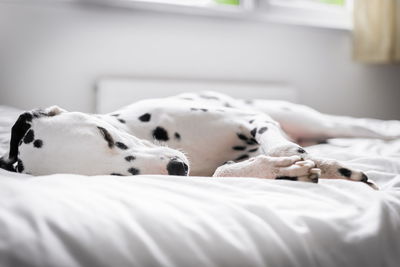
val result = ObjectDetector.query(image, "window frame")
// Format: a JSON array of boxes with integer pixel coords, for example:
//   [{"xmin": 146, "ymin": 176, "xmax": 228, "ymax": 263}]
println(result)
[{"xmin": 87, "ymin": 0, "xmax": 353, "ymax": 29}]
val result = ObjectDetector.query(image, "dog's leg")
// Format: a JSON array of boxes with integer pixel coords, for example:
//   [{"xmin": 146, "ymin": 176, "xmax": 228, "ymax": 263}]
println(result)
[
  {"xmin": 213, "ymin": 114, "xmax": 376, "ymax": 188},
  {"xmin": 213, "ymin": 114, "xmax": 320, "ymax": 183},
  {"xmin": 242, "ymin": 99, "xmax": 400, "ymax": 142},
  {"xmin": 246, "ymin": 115, "xmax": 377, "ymax": 188}
]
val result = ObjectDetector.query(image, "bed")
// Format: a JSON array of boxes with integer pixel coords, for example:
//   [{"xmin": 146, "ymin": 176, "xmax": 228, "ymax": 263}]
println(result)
[{"xmin": 0, "ymin": 79, "xmax": 400, "ymax": 267}]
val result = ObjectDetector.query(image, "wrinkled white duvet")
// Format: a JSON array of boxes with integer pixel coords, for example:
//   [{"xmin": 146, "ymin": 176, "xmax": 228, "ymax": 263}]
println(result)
[{"xmin": 1, "ymin": 106, "xmax": 400, "ymax": 267}]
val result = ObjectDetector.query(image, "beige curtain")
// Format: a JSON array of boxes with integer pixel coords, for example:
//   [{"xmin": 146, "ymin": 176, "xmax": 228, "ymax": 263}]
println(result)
[{"xmin": 353, "ymin": 0, "xmax": 400, "ymax": 63}]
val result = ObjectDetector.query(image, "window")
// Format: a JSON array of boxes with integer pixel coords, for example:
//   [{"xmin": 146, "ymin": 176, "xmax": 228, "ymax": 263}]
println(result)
[{"xmin": 91, "ymin": 0, "xmax": 352, "ymax": 29}]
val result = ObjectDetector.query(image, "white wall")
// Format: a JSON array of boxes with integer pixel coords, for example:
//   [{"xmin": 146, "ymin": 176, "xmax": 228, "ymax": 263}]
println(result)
[{"xmin": 0, "ymin": 2, "xmax": 399, "ymax": 119}]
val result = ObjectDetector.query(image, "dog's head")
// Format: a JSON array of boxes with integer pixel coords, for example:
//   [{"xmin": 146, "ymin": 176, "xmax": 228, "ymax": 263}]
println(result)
[{"xmin": 1, "ymin": 106, "xmax": 189, "ymax": 176}]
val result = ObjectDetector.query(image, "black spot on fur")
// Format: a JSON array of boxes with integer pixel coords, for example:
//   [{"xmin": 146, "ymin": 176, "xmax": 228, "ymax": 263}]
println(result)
[
  {"xmin": 250, "ymin": 128, "xmax": 257, "ymax": 137},
  {"xmin": 248, "ymin": 147, "xmax": 259, "ymax": 153},
  {"xmin": 235, "ymin": 154, "xmax": 249, "ymax": 161},
  {"xmin": 258, "ymin": 127, "xmax": 268, "ymax": 134},
  {"xmin": 97, "ymin": 126, "xmax": 114, "ymax": 148},
  {"xmin": 246, "ymin": 138, "xmax": 258, "ymax": 145},
  {"xmin": 297, "ymin": 148, "xmax": 306, "ymax": 154},
  {"xmin": 152, "ymin": 127, "xmax": 169, "ymax": 141},
  {"xmin": 317, "ymin": 140, "xmax": 328, "ymax": 144},
  {"xmin": 224, "ymin": 103, "xmax": 233, "ymax": 108},
  {"xmin": 110, "ymin": 173, "xmax": 123, "ymax": 176},
  {"xmin": 17, "ymin": 159, "xmax": 24, "ymax": 173},
  {"xmin": 111, "ymin": 114, "xmax": 119, "ymax": 117},
  {"xmin": 338, "ymin": 168, "xmax": 352, "ymax": 178},
  {"xmin": 33, "ymin": 139, "xmax": 43, "ymax": 148},
  {"xmin": 118, "ymin": 119, "xmax": 126, "ymax": 124},
  {"xmin": 276, "ymin": 176, "xmax": 298, "ymax": 181},
  {"xmin": 128, "ymin": 168, "xmax": 140, "ymax": 175},
  {"xmin": 190, "ymin": 108, "xmax": 208, "ymax": 112},
  {"xmin": 174, "ymin": 132, "xmax": 181, "ymax": 140},
  {"xmin": 224, "ymin": 161, "xmax": 235, "ymax": 165},
  {"xmin": 249, "ymin": 120, "xmax": 254, "ymax": 124},
  {"xmin": 233, "ymin": 146, "xmax": 246, "ymax": 151},
  {"xmin": 115, "ymin": 142, "xmax": 128, "ymax": 150},
  {"xmin": 23, "ymin": 130, "xmax": 34, "ymax": 144},
  {"xmin": 125, "ymin": 155, "xmax": 136, "ymax": 162},
  {"xmin": 237, "ymin": 133, "xmax": 248, "ymax": 141},
  {"xmin": 361, "ymin": 173, "xmax": 368, "ymax": 183},
  {"xmin": 139, "ymin": 113, "xmax": 151, "ymax": 122},
  {"xmin": 310, "ymin": 175, "xmax": 319, "ymax": 183}
]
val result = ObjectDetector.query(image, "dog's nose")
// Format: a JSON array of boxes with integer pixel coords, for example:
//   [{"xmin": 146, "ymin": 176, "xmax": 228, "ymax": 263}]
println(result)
[{"xmin": 167, "ymin": 158, "xmax": 189, "ymax": 176}]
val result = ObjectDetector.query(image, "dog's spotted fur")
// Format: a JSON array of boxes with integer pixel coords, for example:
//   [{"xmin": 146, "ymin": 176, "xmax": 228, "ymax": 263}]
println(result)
[{"xmin": 0, "ymin": 92, "xmax": 377, "ymax": 188}]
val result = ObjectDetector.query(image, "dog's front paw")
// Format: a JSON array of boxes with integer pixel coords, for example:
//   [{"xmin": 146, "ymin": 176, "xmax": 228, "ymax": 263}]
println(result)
[
  {"xmin": 270, "ymin": 156, "xmax": 320, "ymax": 183},
  {"xmin": 213, "ymin": 155, "xmax": 321, "ymax": 183}
]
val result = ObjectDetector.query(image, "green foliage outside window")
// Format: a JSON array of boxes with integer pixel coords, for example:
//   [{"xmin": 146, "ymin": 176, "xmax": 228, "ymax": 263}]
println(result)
[
  {"xmin": 214, "ymin": 0, "xmax": 240, "ymax": 5},
  {"xmin": 212, "ymin": 0, "xmax": 345, "ymax": 7},
  {"xmin": 315, "ymin": 0, "xmax": 345, "ymax": 6}
]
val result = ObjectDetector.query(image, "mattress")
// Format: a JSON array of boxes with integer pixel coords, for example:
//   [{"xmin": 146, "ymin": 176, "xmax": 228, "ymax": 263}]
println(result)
[{"xmin": 0, "ymin": 105, "xmax": 400, "ymax": 267}]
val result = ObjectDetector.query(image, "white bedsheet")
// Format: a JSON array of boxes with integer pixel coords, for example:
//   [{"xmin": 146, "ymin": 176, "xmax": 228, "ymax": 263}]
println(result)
[{"xmin": 0, "ymin": 105, "xmax": 400, "ymax": 267}]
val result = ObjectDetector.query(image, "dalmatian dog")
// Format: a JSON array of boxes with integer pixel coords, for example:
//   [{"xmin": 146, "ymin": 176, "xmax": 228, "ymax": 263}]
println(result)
[{"xmin": 0, "ymin": 91, "xmax": 378, "ymax": 189}]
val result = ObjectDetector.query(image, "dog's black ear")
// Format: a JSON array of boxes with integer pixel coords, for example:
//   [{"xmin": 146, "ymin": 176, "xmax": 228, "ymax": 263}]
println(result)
[
  {"xmin": 0, "ymin": 112, "xmax": 33, "ymax": 172},
  {"xmin": 8, "ymin": 112, "xmax": 33, "ymax": 164}
]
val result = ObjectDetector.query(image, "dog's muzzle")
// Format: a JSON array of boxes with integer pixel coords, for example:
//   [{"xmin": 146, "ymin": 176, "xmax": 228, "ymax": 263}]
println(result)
[{"xmin": 167, "ymin": 158, "xmax": 189, "ymax": 176}]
